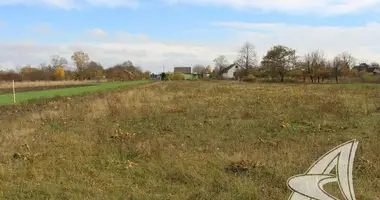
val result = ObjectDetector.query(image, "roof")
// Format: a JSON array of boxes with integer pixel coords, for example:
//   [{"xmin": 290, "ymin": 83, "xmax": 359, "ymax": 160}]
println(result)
[
  {"xmin": 174, "ymin": 67, "xmax": 191, "ymax": 74},
  {"xmin": 220, "ymin": 63, "xmax": 237, "ymax": 74}
]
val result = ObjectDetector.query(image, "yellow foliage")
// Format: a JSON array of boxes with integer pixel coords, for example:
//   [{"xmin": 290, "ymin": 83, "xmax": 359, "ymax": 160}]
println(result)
[
  {"xmin": 55, "ymin": 67, "xmax": 65, "ymax": 79},
  {"xmin": 206, "ymin": 65, "xmax": 212, "ymax": 73}
]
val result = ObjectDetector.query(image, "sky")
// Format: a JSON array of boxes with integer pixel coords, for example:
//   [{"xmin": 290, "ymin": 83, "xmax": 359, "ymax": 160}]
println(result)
[{"xmin": 0, "ymin": 0, "xmax": 380, "ymax": 73}]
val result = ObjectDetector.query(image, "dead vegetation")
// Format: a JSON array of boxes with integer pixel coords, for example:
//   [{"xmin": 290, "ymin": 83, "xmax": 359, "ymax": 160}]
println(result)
[{"xmin": 0, "ymin": 81, "xmax": 379, "ymax": 199}]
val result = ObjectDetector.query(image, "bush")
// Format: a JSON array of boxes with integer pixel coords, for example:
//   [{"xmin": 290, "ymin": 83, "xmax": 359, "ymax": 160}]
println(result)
[
  {"xmin": 241, "ymin": 75, "xmax": 256, "ymax": 82},
  {"xmin": 168, "ymin": 73, "xmax": 185, "ymax": 80}
]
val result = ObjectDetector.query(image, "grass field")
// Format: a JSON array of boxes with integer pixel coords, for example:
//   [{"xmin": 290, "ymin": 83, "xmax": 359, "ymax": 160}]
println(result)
[
  {"xmin": 0, "ymin": 81, "xmax": 379, "ymax": 199},
  {"xmin": 0, "ymin": 80, "xmax": 96, "ymax": 89},
  {"xmin": 0, "ymin": 80, "xmax": 151, "ymax": 105}
]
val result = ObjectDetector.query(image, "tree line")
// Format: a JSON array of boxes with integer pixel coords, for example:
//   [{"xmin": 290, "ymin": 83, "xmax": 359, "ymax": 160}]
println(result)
[
  {"xmin": 0, "ymin": 51, "xmax": 151, "ymax": 82},
  {"xmin": 211, "ymin": 42, "xmax": 380, "ymax": 83}
]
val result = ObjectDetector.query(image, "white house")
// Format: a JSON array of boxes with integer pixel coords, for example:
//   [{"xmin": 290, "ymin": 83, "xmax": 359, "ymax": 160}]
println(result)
[{"xmin": 221, "ymin": 64, "xmax": 240, "ymax": 79}]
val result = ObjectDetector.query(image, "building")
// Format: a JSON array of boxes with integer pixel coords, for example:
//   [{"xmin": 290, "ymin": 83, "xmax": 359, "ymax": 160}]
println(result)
[
  {"xmin": 219, "ymin": 64, "xmax": 240, "ymax": 79},
  {"xmin": 373, "ymin": 69, "xmax": 380, "ymax": 75},
  {"xmin": 174, "ymin": 67, "xmax": 192, "ymax": 74}
]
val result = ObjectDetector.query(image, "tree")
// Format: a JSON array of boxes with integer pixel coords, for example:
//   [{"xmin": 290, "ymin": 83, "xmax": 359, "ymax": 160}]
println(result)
[
  {"xmin": 143, "ymin": 71, "xmax": 151, "ymax": 80},
  {"xmin": 39, "ymin": 63, "xmax": 55, "ymax": 80},
  {"xmin": 213, "ymin": 55, "xmax": 229, "ymax": 70},
  {"xmin": 50, "ymin": 55, "xmax": 68, "ymax": 69},
  {"xmin": 235, "ymin": 41, "xmax": 257, "ymax": 76},
  {"xmin": 339, "ymin": 52, "xmax": 356, "ymax": 70},
  {"xmin": 192, "ymin": 64, "xmax": 206, "ymax": 74},
  {"xmin": 54, "ymin": 67, "xmax": 65, "ymax": 80},
  {"xmin": 302, "ymin": 50, "xmax": 327, "ymax": 83},
  {"xmin": 84, "ymin": 61, "xmax": 104, "ymax": 80},
  {"xmin": 105, "ymin": 61, "xmax": 144, "ymax": 81},
  {"xmin": 213, "ymin": 55, "xmax": 229, "ymax": 79},
  {"xmin": 370, "ymin": 62, "xmax": 380, "ymax": 69},
  {"xmin": 261, "ymin": 45, "xmax": 297, "ymax": 82},
  {"xmin": 71, "ymin": 51, "xmax": 90, "ymax": 80},
  {"xmin": 332, "ymin": 52, "xmax": 355, "ymax": 84},
  {"xmin": 205, "ymin": 65, "xmax": 212, "ymax": 73}
]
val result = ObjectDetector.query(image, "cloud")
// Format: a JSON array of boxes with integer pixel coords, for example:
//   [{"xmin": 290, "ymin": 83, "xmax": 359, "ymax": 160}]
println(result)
[
  {"xmin": 0, "ymin": 0, "xmax": 139, "ymax": 9},
  {"xmin": 213, "ymin": 21, "xmax": 380, "ymax": 61},
  {"xmin": 87, "ymin": 28, "xmax": 107, "ymax": 36},
  {"xmin": 1, "ymin": 22, "xmax": 380, "ymax": 73},
  {"xmin": 163, "ymin": 0, "xmax": 380, "ymax": 15}
]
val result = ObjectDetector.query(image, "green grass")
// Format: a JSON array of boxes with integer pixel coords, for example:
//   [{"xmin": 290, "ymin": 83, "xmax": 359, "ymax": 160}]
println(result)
[
  {"xmin": 0, "ymin": 81, "xmax": 379, "ymax": 199},
  {"xmin": 363, "ymin": 72, "xmax": 380, "ymax": 82},
  {"xmin": 184, "ymin": 74, "xmax": 193, "ymax": 80},
  {"xmin": 0, "ymin": 80, "xmax": 151, "ymax": 105}
]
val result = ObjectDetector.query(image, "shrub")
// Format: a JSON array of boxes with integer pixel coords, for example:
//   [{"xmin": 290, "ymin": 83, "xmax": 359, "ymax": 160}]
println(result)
[
  {"xmin": 54, "ymin": 67, "xmax": 65, "ymax": 80},
  {"xmin": 241, "ymin": 75, "xmax": 256, "ymax": 82},
  {"xmin": 168, "ymin": 73, "xmax": 185, "ymax": 80}
]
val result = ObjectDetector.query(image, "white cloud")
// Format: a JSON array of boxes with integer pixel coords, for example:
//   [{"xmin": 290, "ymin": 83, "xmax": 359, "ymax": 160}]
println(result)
[
  {"xmin": 87, "ymin": 28, "xmax": 107, "ymax": 36},
  {"xmin": 1, "ymin": 22, "xmax": 380, "ymax": 73},
  {"xmin": 163, "ymin": 0, "xmax": 380, "ymax": 15},
  {"xmin": 214, "ymin": 21, "xmax": 380, "ymax": 61}
]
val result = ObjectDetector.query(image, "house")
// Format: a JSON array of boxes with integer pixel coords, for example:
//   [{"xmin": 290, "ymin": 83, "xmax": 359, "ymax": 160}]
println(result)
[
  {"xmin": 174, "ymin": 67, "xmax": 192, "ymax": 74},
  {"xmin": 150, "ymin": 73, "xmax": 161, "ymax": 80},
  {"xmin": 373, "ymin": 69, "xmax": 380, "ymax": 75},
  {"xmin": 353, "ymin": 63, "xmax": 378, "ymax": 73},
  {"xmin": 219, "ymin": 63, "xmax": 240, "ymax": 79}
]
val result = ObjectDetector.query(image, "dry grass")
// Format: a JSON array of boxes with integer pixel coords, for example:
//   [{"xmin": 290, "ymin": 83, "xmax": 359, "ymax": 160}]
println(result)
[
  {"xmin": 0, "ymin": 80, "xmax": 97, "ymax": 89},
  {"xmin": 0, "ymin": 81, "xmax": 379, "ymax": 199}
]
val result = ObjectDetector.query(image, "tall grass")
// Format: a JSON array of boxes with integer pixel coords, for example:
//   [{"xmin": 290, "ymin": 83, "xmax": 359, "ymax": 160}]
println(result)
[{"xmin": 0, "ymin": 81, "xmax": 379, "ymax": 199}]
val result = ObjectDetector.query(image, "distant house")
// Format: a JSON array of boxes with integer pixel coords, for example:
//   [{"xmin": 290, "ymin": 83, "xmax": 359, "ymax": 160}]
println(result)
[
  {"xmin": 373, "ymin": 69, "xmax": 380, "ymax": 75},
  {"xmin": 219, "ymin": 63, "xmax": 240, "ymax": 79},
  {"xmin": 150, "ymin": 73, "xmax": 161, "ymax": 80},
  {"xmin": 174, "ymin": 67, "xmax": 192, "ymax": 74},
  {"xmin": 353, "ymin": 63, "xmax": 378, "ymax": 73}
]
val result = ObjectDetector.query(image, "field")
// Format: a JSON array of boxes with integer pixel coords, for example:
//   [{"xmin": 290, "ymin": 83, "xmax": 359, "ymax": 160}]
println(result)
[
  {"xmin": 0, "ymin": 80, "xmax": 96, "ymax": 89},
  {"xmin": 0, "ymin": 81, "xmax": 379, "ymax": 199},
  {"xmin": 0, "ymin": 80, "xmax": 151, "ymax": 105}
]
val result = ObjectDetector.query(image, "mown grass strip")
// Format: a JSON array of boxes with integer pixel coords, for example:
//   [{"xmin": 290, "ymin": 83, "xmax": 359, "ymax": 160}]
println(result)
[{"xmin": 0, "ymin": 80, "xmax": 151, "ymax": 105}]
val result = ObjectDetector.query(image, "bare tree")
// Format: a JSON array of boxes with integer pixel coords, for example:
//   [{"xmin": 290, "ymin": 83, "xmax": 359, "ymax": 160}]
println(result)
[
  {"xmin": 332, "ymin": 56, "xmax": 342, "ymax": 84},
  {"xmin": 213, "ymin": 55, "xmax": 229, "ymax": 79},
  {"xmin": 303, "ymin": 50, "xmax": 326, "ymax": 83},
  {"xmin": 235, "ymin": 41, "xmax": 258, "ymax": 76},
  {"xmin": 50, "ymin": 55, "xmax": 68, "ymax": 69},
  {"xmin": 340, "ymin": 52, "xmax": 356, "ymax": 69},
  {"xmin": 213, "ymin": 55, "xmax": 229, "ymax": 69},
  {"xmin": 332, "ymin": 52, "xmax": 355, "ymax": 84},
  {"xmin": 370, "ymin": 62, "xmax": 380, "ymax": 69}
]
